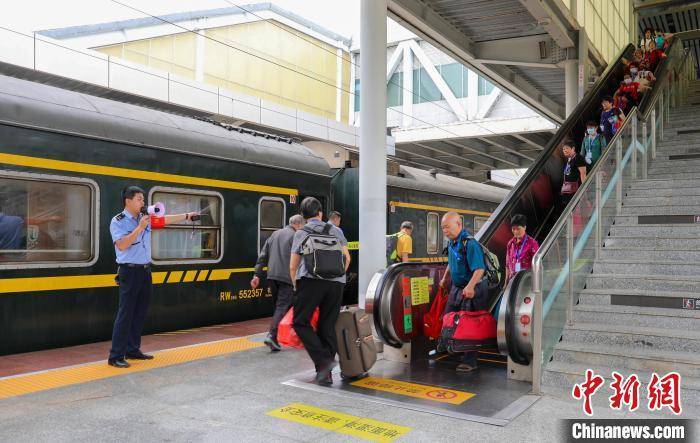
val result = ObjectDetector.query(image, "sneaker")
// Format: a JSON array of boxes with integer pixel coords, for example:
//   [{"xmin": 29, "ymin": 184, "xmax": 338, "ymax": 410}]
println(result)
[
  {"xmin": 456, "ymin": 362, "xmax": 478, "ymax": 373},
  {"xmin": 264, "ymin": 334, "xmax": 282, "ymax": 352}
]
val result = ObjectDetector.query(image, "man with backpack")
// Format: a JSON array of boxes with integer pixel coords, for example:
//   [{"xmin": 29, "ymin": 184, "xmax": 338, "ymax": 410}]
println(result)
[
  {"xmin": 438, "ymin": 212, "xmax": 490, "ymax": 373},
  {"xmin": 386, "ymin": 221, "xmax": 413, "ymax": 265},
  {"xmin": 290, "ymin": 197, "xmax": 351, "ymax": 385}
]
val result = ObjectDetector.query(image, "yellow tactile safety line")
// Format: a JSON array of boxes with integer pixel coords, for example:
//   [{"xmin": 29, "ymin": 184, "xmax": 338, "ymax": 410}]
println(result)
[{"xmin": 0, "ymin": 337, "xmax": 263, "ymax": 400}]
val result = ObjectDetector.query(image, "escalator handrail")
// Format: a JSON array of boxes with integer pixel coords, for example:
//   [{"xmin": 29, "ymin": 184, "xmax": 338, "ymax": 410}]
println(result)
[{"xmin": 475, "ymin": 42, "xmax": 636, "ymax": 245}]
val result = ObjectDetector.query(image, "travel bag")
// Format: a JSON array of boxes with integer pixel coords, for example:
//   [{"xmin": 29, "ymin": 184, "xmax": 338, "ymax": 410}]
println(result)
[
  {"xmin": 438, "ymin": 309, "xmax": 497, "ymax": 354},
  {"xmin": 335, "ymin": 307, "xmax": 377, "ymax": 379}
]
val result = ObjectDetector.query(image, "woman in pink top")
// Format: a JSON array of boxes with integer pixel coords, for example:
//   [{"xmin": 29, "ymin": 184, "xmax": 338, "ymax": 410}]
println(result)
[{"xmin": 505, "ymin": 214, "xmax": 539, "ymax": 283}]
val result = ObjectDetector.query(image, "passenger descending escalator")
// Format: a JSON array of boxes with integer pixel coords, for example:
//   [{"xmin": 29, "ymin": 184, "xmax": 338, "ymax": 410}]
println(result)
[{"xmin": 286, "ymin": 36, "xmax": 692, "ymax": 425}]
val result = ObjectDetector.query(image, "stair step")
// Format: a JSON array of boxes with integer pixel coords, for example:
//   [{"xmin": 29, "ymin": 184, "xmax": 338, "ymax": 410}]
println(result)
[
  {"xmin": 542, "ymin": 361, "xmax": 700, "ymax": 405},
  {"xmin": 584, "ymin": 273, "xmax": 700, "ymax": 291},
  {"xmin": 620, "ymin": 205, "xmax": 700, "ymax": 216},
  {"xmin": 649, "ymin": 164, "xmax": 700, "ymax": 175},
  {"xmin": 631, "ymin": 178, "xmax": 700, "ymax": 189},
  {"xmin": 604, "ymin": 237, "xmax": 700, "ymax": 249},
  {"xmin": 646, "ymin": 171, "xmax": 700, "ymax": 180},
  {"xmin": 625, "ymin": 187, "xmax": 700, "ymax": 198},
  {"xmin": 593, "ymin": 259, "xmax": 700, "ymax": 276},
  {"xmin": 599, "ymin": 248, "xmax": 700, "ymax": 261},
  {"xmin": 563, "ymin": 322, "xmax": 700, "ymax": 353},
  {"xmin": 624, "ymin": 196, "xmax": 700, "ymax": 206},
  {"xmin": 650, "ymin": 157, "xmax": 700, "ymax": 167},
  {"xmin": 609, "ymin": 225, "xmax": 700, "ymax": 237},
  {"xmin": 578, "ymin": 289, "xmax": 700, "ymax": 306},
  {"xmin": 572, "ymin": 304, "xmax": 700, "ymax": 329},
  {"xmin": 552, "ymin": 342, "xmax": 700, "ymax": 378}
]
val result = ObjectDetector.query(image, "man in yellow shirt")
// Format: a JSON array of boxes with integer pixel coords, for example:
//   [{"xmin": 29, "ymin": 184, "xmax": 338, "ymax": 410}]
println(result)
[{"xmin": 395, "ymin": 221, "xmax": 413, "ymax": 262}]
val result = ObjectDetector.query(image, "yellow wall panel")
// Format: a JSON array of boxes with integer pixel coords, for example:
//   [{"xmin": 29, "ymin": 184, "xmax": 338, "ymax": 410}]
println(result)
[
  {"xmin": 95, "ymin": 19, "xmax": 350, "ymax": 121},
  {"xmin": 96, "ymin": 45, "xmax": 123, "ymax": 58}
]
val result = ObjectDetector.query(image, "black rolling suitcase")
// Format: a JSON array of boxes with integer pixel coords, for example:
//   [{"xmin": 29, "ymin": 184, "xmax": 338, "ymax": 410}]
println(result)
[{"xmin": 335, "ymin": 307, "xmax": 377, "ymax": 380}]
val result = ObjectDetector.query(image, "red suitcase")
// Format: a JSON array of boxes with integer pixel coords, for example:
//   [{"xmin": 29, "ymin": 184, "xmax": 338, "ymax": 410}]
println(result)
[{"xmin": 438, "ymin": 310, "xmax": 497, "ymax": 354}]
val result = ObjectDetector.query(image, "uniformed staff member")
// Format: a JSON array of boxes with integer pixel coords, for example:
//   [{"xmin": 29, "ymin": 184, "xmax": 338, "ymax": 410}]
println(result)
[{"xmin": 108, "ymin": 186, "xmax": 198, "ymax": 368}]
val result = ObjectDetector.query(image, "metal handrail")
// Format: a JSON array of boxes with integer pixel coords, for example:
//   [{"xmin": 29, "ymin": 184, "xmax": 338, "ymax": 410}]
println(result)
[{"xmin": 530, "ymin": 34, "xmax": 693, "ymax": 394}]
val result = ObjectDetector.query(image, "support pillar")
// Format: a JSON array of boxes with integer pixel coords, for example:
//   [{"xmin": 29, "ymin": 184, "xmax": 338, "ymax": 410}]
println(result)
[
  {"xmin": 358, "ymin": 0, "xmax": 387, "ymax": 309},
  {"xmin": 577, "ymin": 30, "xmax": 588, "ymax": 102},
  {"xmin": 564, "ymin": 60, "xmax": 578, "ymax": 117}
]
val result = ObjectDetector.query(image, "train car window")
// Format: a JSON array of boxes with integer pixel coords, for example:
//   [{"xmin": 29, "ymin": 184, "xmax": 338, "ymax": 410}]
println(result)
[
  {"xmin": 426, "ymin": 212, "xmax": 439, "ymax": 254},
  {"xmin": 150, "ymin": 188, "xmax": 223, "ymax": 263},
  {"xmin": 474, "ymin": 216, "xmax": 489, "ymax": 232},
  {"xmin": 0, "ymin": 173, "xmax": 96, "ymax": 267},
  {"xmin": 258, "ymin": 197, "xmax": 286, "ymax": 253}
]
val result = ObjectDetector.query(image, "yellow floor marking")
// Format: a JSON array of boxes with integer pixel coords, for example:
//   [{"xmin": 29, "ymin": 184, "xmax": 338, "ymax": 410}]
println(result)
[
  {"xmin": 0, "ymin": 337, "xmax": 262, "ymax": 400},
  {"xmin": 268, "ymin": 403, "xmax": 411, "ymax": 442},
  {"xmin": 351, "ymin": 376, "xmax": 475, "ymax": 405}
]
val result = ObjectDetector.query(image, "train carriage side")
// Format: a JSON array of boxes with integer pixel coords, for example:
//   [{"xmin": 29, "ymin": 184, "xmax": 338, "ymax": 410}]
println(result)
[{"xmin": 0, "ymin": 74, "xmax": 331, "ymax": 355}]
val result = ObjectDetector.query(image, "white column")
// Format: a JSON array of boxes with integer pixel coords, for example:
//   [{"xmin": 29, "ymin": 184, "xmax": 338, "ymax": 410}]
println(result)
[
  {"xmin": 401, "ymin": 43, "xmax": 413, "ymax": 127},
  {"xmin": 564, "ymin": 59, "xmax": 578, "ymax": 117},
  {"xmin": 359, "ymin": 0, "xmax": 387, "ymax": 309},
  {"xmin": 577, "ymin": 30, "xmax": 588, "ymax": 102}
]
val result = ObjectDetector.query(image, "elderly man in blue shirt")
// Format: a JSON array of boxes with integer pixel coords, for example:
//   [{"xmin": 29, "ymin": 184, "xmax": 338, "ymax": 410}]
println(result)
[
  {"xmin": 439, "ymin": 211, "xmax": 487, "ymax": 373},
  {"xmin": 108, "ymin": 185, "xmax": 197, "ymax": 368}
]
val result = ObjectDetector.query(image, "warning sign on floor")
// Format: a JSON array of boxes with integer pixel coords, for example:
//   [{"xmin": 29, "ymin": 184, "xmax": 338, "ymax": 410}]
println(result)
[
  {"xmin": 267, "ymin": 403, "xmax": 411, "ymax": 442},
  {"xmin": 351, "ymin": 376, "xmax": 475, "ymax": 405}
]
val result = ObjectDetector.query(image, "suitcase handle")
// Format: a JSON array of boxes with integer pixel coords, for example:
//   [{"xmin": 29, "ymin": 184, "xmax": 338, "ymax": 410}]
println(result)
[{"xmin": 341, "ymin": 329, "xmax": 352, "ymax": 360}]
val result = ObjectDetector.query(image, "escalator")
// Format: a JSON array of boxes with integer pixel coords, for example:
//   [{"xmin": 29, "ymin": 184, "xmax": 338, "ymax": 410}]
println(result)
[{"xmin": 284, "ymin": 40, "xmax": 685, "ymax": 425}]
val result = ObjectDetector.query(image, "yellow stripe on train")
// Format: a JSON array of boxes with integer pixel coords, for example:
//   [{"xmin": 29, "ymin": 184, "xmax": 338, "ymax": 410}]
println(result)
[{"xmin": 0, "ymin": 268, "xmax": 257, "ymax": 294}]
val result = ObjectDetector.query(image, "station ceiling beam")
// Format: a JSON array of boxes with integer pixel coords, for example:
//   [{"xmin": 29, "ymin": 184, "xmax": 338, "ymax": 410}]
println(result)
[{"xmin": 388, "ymin": 0, "xmax": 568, "ymax": 123}]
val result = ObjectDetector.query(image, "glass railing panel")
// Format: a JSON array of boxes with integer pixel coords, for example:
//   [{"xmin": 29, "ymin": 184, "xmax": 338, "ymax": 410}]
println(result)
[{"xmin": 538, "ymin": 226, "xmax": 568, "ymax": 366}]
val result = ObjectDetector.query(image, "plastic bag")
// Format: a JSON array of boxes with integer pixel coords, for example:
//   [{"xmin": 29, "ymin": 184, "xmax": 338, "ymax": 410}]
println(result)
[
  {"xmin": 277, "ymin": 307, "xmax": 319, "ymax": 349},
  {"xmin": 422, "ymin": 287, "xmax": 448, "ymax": 339}
]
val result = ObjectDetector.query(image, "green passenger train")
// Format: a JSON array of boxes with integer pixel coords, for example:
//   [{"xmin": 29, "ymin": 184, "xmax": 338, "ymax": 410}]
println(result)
[{"xmin": 0, "ymin": 74, "xmax": 507, "ymax": 355}]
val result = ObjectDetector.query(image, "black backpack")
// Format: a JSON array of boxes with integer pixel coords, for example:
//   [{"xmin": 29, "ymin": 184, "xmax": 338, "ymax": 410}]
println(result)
[{"xmin": 301, "ymin": 223, "xmax": 345, "ymax": 279}]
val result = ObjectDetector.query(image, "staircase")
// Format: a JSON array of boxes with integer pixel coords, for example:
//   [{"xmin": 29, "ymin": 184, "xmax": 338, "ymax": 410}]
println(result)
[{"xmin": 543, "ymin": 82, "xmax": 700, "ymax": 405}]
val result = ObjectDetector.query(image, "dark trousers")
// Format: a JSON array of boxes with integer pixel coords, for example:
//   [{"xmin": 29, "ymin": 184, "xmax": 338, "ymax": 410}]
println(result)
[
  {"xmin": 268, "ymin": 279, "xmax": 294, "ymax": 339},
  {"xmin": 292, "ymin": 278, "xmax": 344, "ymax": 370},
  {"xmin": 445, "ymin": 281, "xmax": 489, "ymax": 364},
  {"xmin": 109, "ymin": 266, "xmax": 152, "ymax": 361}
]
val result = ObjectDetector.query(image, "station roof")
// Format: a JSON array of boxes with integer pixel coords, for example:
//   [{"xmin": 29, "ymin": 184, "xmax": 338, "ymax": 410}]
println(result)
[
  {"xmin": 40, "ymin": 2, "xmax": 352, "ymax": 48},
  {"xmin": 388, "ymin": 0, "xmax": 589, "ymax": 124}
]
